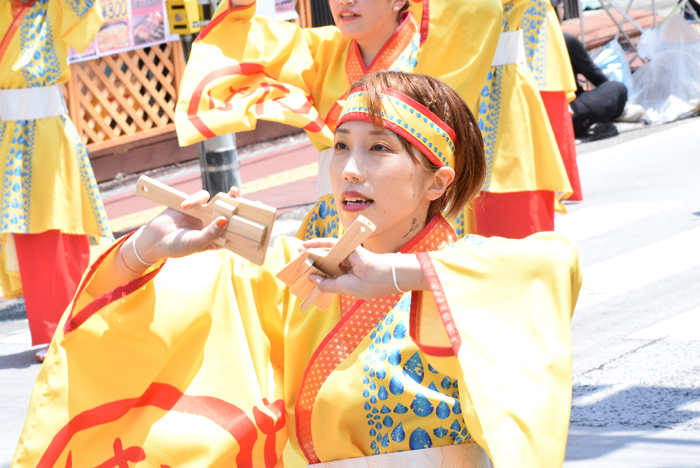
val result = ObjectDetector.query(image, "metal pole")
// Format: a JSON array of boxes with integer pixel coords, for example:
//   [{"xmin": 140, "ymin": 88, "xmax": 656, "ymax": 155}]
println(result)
[{"xmin": 198, "ymin": 134, "xmax": 242, "ymax": 195}]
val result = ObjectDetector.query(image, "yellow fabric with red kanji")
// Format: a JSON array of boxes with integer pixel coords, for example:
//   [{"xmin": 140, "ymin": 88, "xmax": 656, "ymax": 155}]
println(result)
[
  {"xmin": 175, "ymin": 0, "xmax": 503, "ymax": 151},
  {"xmin": 12, "ymin": 219, "xmax": 580, "ymax": 468}
]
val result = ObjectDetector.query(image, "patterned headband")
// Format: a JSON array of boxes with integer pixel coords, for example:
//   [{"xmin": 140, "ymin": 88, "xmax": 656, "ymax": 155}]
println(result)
[{"xmin": 336, "ymin": 88, "xmax": 456, "ymax": 168}]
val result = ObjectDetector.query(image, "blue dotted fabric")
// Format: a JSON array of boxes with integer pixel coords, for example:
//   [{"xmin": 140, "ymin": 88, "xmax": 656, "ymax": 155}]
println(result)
[
  {"xmin": 63, "ymin": 116, "xmax": 114, "ymax": 241},
  {"xmin": 19, "ymin": 0, "xmax": 61, "ymax": 89},
  {"xmin": 303, "ymin": 194, "xmax": 340, "ymax": 240},
  {"xmin": 521, "ymin": 0, "xmax": 550, "ymax": 90},
  {"xmin": 359, "ymin": 295, "xmax": 470, "ymax": 455},
  {"xmin": 1, "ymin": 122, "xmax": 34, "ymax": 232}
]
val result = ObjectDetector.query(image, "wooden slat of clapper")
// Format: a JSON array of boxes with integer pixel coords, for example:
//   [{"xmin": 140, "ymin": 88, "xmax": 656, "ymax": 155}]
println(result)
[
  {"xmin": 135, "ymin": 175, "xmax": 276, "ymax": 265},
  {"xmin": 276, "ymin": 216, "xmax": 376, "ymax": 311}
]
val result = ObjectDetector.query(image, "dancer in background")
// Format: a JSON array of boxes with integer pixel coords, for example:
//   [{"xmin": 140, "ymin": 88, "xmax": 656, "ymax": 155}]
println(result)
[
  {"xmin": 0, "ymin": 0, "xmax": 113, "ymax": 362},
  {"xmin": 452, "ymin": 0, "xmax": 573, "ymax": 240},
  {"xmin": 13, "ymin": 71, "xmax": 581, "ymax": 468},
  {"xmin": 175, "ymin": 0, "xmax": 502, "ymax": 239},
  {"xmin": 521, "ymin": 0, "xmax": 583, "ymax": 200}
]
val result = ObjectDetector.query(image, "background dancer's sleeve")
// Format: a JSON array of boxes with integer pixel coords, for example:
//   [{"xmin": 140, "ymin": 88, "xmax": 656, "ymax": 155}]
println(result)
[
  {"xmin": 413, "ymin": 0, "xmax": 503, "ymax": 110},
  {"xmin": 415, "ymin": 233, "xmax": 581, "ymax": 468},
  {"xmin": 10, "ymin": 234, "xmax": 307, "ymax": 468},
  {"xmin": 175, "ymin": 2, "xmax": 343, "ymax": 147},
  {"xmin": 58, "ymin": 0, "xmax": 104, "ymax": 52}
]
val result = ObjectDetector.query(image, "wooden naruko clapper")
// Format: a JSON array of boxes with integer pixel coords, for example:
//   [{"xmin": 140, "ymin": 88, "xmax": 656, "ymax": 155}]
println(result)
[
  {"xmin": 276, "ymin": 215, "xmax": 376, "ymax": 311},
  {"xmin": 135, "ymin": 175, "xmax": 276, "ymax": 265}
]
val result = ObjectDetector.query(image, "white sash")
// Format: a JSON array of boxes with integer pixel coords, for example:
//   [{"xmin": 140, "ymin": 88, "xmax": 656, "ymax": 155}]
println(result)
[
  {"xmin": 491, "ymin": 30, "xmax": 527, "ymax": 67},
  {"xmin": 0, "ymin": 85, "xmax": 68, "ymax": 121},
  {"xmin": 308, "ymin": 443, "xmax": 493, "ymax": 468}
]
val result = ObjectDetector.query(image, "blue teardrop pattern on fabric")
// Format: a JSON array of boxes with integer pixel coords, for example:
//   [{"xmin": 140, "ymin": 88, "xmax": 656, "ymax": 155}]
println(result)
[
  {"xmin": 409, "ymin": 427, "xmax": 433, "ymax": 450},
  {"xmin": 358, "ymin": 292, "xmax": 469, "ymax": 456},
  {"xmin": 403, "ymin": 352, "xmax": 425, "ymax": 384}
]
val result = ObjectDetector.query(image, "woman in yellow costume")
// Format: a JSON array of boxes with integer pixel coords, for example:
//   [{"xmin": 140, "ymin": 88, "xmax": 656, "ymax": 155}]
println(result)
[
  {"xmin": 175, "ymin": 0, "xmax": 503, "ymax": 239},
  {"xmin": 454, "ymin": 0, "xmax": 573, "ymax": 240},
  {"xmin": 0, "ymin": 0, "xmax": 113, "ymax": 361},
  {"xmin": 520, "ymin": 0, "xmax": 582, "ymax": 200},
  {"xmin": 13, "ymin": 72, "xmax": 580, "ymax": 468}
]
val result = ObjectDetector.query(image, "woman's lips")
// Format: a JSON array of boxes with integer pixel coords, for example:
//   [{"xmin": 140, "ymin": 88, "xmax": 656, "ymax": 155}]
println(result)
[
  {"xmin": 342, "ymin": 192, "xmax": 373, "ymax": 212},
  {"xmin": 338, "ymin": 10, "xmax": 360, "ymax": 21}
]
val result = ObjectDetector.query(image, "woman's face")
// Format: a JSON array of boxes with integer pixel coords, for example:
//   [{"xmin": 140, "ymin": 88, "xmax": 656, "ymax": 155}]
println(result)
[
  {"xmin": 330, "ymin": 120, "xmax": 438, "ymax": 253},
  {"xmin": 328, "ymin": 0, "xmax": 406, "ymax": 44}
]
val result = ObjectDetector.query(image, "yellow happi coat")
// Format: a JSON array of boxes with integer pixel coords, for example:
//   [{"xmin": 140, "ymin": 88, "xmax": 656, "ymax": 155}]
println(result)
[
  {"xmin": 449, "ymin": 0, "xmax": 573, "ymax": 235},
  {"xmin": 12, "ymin": 216, "xmax": 581, "ymax": 468},
  {"xmin": 520, "ymin": 0, "xmax": 576, "ymax": 99},
  {"xmin": 175, "ymin": 0, "xmax": 502, "ymax": 240},
  {"xmin": 0, "ymin": 0, "xmax": 112, "ymax": 298}
]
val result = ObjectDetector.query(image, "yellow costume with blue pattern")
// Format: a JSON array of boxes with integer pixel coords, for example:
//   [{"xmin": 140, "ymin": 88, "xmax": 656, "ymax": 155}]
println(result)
[
  {"xmin": 0, "ymin": 0, "xmax": 112, "ymax": 298},
  {"xmin": 12, "ymin": 215, "xmax": 581, "ymax": 468}
]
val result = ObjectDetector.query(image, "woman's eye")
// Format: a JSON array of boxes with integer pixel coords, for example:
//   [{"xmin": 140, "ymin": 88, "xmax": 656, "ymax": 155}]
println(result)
[
  {"xmin": 371, "ymin": 143, "xmax": 388, "ymax": 151},
  {"xmin": 334, "ymin": 142, "xmax": 348, "ymax": 150}
]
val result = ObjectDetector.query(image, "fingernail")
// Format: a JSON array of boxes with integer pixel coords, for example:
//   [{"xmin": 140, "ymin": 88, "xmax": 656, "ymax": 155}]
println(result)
[
  {"xmin": 181, "ymin": 201, "xmax": 191, "ymax": 209},
  {"xmin": 216, "ymin": 218, "xmax": 228, "ymax": 228}
]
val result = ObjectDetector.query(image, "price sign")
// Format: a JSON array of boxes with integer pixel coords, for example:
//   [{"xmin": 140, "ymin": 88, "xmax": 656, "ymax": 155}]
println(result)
[{"xmin": 96, "ymin": 0, "xmax": 132, "ymax": 53}]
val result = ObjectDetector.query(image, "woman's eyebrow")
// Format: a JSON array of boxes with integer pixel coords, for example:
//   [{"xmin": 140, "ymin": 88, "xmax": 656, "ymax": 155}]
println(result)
[{"xmin": 335, "ymin": 128, "xmax": 351, "ymax": 134}]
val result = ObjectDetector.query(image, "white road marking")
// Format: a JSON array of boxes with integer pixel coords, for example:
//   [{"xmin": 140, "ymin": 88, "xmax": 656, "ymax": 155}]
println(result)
[
  {"xmin": 555, "ymin": 202, "xmax": 683, "ymax": 241},
  {"xmin": 625, "ymin": 307, "xmax": 700, "ymax": 341},
  {"xmin": 0, "ymin": 331, "xmax": 31, "ymax": 344},
  {"xmin": 576, "ymin": 225, "xmax": 700, "ymax": 311}
]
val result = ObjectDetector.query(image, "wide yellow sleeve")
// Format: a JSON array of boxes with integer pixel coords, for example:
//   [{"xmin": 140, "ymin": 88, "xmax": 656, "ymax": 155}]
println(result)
[
  {"xmin": 10, "ymin": 235, "xmax": 303, "ymax": 468},
  {"xmin": 175, "ymin": 1, "xmax": 341, "ymax": 146},
  {"xmin": 57, "ymin": 0, "xmax": 103, "ymax": 52},
  {"xmin": 414, "ymin": 0, "xmax": 503, "ymax": 110},
  {"xmin": 420, "ymin": 233, "xmax": 581, "ymax": 468}
]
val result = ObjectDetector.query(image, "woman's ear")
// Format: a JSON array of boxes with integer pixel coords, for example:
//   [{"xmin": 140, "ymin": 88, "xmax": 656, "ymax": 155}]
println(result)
[
  {"xmin": 424, "ymin": 167, "xmax": 455, "ymax": 202},
  {"xmin": 393, "ymin": 0, "xmax": 408, "ymax": 12}
]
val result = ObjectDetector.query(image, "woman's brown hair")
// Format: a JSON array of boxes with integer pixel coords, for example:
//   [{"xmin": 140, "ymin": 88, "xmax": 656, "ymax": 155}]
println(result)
[{"xmin": 348, "ymin": 71, "xmax": 486, "ymax": 220}]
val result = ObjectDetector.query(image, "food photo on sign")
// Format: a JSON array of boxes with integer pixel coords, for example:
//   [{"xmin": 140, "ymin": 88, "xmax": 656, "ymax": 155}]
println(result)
[{"xmin": 97, "ymin": 0, "xmax": 132, "ymax": 53}]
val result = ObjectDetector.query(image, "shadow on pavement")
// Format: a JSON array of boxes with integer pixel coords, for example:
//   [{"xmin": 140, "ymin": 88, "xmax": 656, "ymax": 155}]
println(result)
[
  {"xmin": 0, "ymin": 348, "xmax": 39, "ymax": 370},
  {"xmin": 567, "ymin": 384, "xmax": 700, "ymax": 462}
]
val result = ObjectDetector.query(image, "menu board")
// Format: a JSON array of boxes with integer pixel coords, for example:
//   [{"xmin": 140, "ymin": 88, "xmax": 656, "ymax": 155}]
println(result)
[
  {"xmin": 69, "ymin": 0, "xmax": 178, "ymax": 63},
  {"xmin": 69, "ymin": 0, "xmax": 298, "ymax": 63}
]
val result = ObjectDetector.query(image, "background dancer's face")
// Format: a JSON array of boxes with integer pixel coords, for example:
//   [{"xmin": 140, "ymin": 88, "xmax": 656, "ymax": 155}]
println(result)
[
  {"xmin": 330, "ymin": 120, "xmax": 453, "ymax": 253},
  {"xmin": 328, "ymin": 0, "xmax": 408, "ymax": 62}
]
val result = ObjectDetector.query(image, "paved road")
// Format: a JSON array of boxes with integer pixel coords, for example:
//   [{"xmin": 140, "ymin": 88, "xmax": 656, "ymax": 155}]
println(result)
[{"xmin": 1, "ymin": 118, "xmax": 699, "ymax": 466}]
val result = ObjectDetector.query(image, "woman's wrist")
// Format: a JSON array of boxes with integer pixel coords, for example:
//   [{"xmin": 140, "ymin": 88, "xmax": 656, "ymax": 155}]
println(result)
[
  {"xmin": 119, "ymin": 227, "xmax": 161, "ymax": 273},
  {"xmin": 391, "ymin": 253, "xmax": 429, "ymax": 292}
]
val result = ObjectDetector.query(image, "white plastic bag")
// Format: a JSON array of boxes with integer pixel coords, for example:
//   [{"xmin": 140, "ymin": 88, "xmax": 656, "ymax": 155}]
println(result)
[
  {"xmin": 592, "ymin": 39, "xmax": 634, "ymax": 92},
  {"xmin": 629, "ymin": 14, "xmax": 700, "ymax": 124}
]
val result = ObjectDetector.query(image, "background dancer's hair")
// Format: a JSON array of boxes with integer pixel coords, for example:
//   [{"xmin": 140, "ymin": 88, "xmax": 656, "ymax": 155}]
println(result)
[{"xmin": 348, "ymin": 71, "xmax": 486, "ymax": 220}]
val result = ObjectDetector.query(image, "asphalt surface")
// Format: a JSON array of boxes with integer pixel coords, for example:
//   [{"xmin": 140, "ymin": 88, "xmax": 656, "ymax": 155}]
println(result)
[{"xmin": 1, "ymin": 116, "xmax": 700, "ymax": 466}]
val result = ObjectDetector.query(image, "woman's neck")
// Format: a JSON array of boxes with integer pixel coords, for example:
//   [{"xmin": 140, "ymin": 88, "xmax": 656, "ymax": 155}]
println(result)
[
  {"xmin": 362, "ymin": 214, "xmax": 429, "ymax": 254},
  {"xmin": 356, "ymin": 21, "xmax": 400, "ymax": 67}
]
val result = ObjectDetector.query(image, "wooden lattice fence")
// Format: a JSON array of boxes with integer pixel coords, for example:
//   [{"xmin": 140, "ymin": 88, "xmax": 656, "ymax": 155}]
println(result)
[{"xmin": 63, "ymin": 40, "xmax": 185, "ymax": 153}]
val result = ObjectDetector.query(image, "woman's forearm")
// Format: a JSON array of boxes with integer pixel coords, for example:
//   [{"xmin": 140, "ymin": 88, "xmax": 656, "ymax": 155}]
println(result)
[{"xmin": 85, "ymin": 233, "xmax": 156, "ymax": 298}]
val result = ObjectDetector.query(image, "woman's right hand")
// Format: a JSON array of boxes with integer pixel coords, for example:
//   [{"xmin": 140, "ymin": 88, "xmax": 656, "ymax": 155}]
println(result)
[{"xmin": 133, "ymin": 186, "xmax": 241, "ymax": 264}]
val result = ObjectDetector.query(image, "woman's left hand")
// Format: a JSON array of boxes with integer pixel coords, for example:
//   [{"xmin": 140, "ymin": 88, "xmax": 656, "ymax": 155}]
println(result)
[{"xmin": 301, "ymin": 239, "xmax": 428, "ymax": 300}]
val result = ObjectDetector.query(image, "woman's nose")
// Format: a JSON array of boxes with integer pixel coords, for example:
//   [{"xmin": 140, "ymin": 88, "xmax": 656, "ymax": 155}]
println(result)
[{"xmin": 342, "ymin": 155, "xmax": 365, "ymax": 183}]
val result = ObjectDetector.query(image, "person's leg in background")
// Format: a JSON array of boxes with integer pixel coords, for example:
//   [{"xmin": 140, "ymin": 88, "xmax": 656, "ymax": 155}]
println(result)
[
  {"xmin": 570, "ymin": 81, "xmax": 627, "ymax": 137},
  {"xmin": 14, "ymin": 231, "xmax": 90, "ymax": 360}
]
